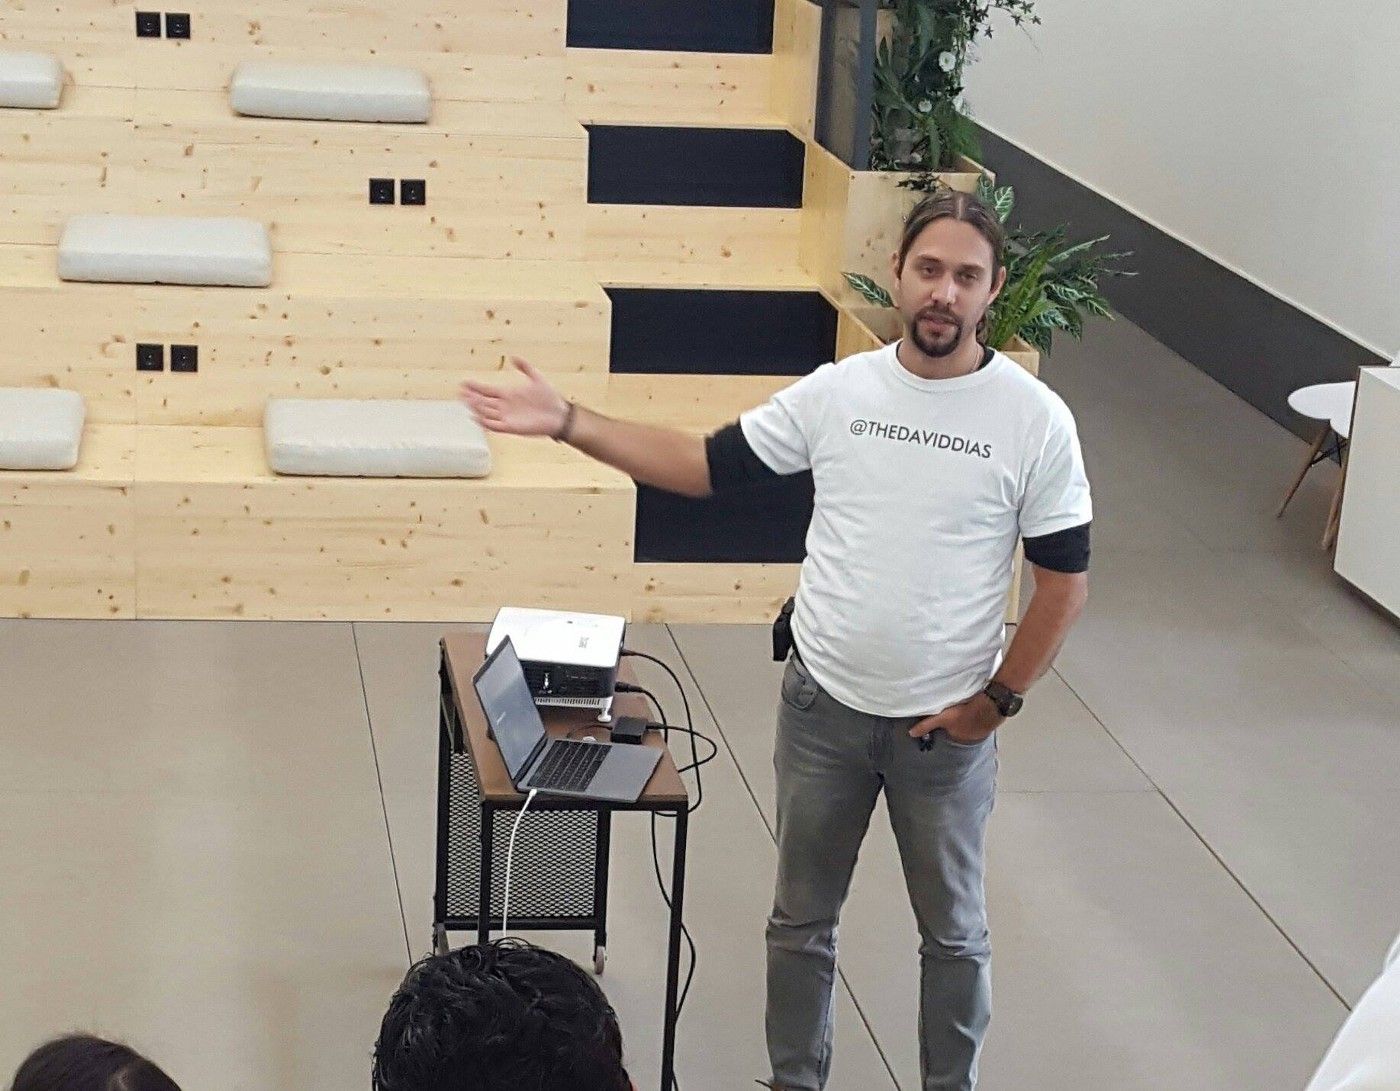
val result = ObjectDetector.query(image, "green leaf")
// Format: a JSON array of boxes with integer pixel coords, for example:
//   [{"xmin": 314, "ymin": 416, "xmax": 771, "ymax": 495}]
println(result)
[
  {"xmin": 991, "ymin": 183, "xmax": 1015, "ymax": 223},
  {"xmin": 842, "ymin": 272, "xmax": 894, "ymax": 308},
  {"xmin": 1080, "ymin": 295, "xmax": 1114, "ymax": 319}
]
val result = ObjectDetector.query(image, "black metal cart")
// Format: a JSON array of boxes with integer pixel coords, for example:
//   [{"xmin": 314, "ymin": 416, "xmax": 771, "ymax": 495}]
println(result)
[{"xmin": 432, "ymin": 634, "xmax": 691, "ymax": 1091}]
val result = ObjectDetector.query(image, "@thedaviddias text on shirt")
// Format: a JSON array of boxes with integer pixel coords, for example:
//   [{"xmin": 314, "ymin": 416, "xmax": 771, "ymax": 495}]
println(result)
[{"xmin": 849, "ymin": 417, "xmax": 993, "ymax": 459}]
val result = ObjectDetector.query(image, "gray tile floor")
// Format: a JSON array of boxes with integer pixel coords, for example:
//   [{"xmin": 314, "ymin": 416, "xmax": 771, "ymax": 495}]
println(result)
[{"xmin": 2, "ymin": 317, "xmax": 1397, "ymax": 1090}]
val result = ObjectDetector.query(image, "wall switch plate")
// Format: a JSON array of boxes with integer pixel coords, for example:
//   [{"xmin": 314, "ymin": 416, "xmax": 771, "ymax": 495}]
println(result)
[
  {"xmin": 369, "ymin": 178, "xmax": 396, "ymax": 205},
  {"xmin": 135, "ymin": 11, "xmax": 162, "ymax": 36},
  {"xmin": 137, "ymin": 343, "xmax": 165, "ymax": 372},
  {"xmin": 170, "ymin": 344, "xmax": 198, "ymax": 373},
  {"xmin": 400, "ymin": 178, "xmax": 427, "ymax": 206},
  {"xmin": 164, "ymin": 12, "xmax": 191, "ymax": 39}
]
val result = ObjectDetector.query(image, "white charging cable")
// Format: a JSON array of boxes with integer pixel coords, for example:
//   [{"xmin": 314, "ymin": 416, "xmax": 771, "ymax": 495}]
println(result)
[{"xmin": 502, "ymin": 788, "xmax": 540, "ymax": 934}]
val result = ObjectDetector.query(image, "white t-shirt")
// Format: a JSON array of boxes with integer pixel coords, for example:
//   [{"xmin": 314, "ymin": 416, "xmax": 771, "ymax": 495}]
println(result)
[
  {"xmin": 1305, "ymin": 933, "xmax": 1400, "ymax": 1091},
  {"xmin": 739, "ymin": 341, "xmax": 1092, "ymax": 718}
]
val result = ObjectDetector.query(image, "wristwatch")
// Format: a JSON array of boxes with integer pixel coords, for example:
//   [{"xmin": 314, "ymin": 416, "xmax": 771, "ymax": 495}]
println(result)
[{"xmin": 982, "ymin": 680, "xmax": 1024, "ymax": 718}]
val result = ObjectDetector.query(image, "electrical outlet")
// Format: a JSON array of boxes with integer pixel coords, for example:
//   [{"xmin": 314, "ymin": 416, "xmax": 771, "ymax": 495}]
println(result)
[
  {"xmin": 369, "ymin": 178, "xmax": 396, "ymax": 205},
  {"xmin": 400, "ymin": 178, "xmax": 427, "ymax": 206},
  {"xmin": 136, "ymin": 343, "xmax": 165, "ymax": 372},
  {"xmin": 164, "ymin": 12, "xmax": 191, "ymax": 39},
  {"xmin": 135, "ymin": 11, "xmax": 162, "ymax": 37},
  {"xmin": 170, "ymin": 344, "xmax": 198, "ymax": 373}
]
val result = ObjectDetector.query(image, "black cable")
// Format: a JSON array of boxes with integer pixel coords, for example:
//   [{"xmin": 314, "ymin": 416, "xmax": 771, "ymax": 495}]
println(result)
[
  {"xmin": 616, "ymin": 683, "xmax": 719, "ymax": 786},
  {"xmin": 612, "ymin": 681, "xmax": 702, "ymax": 1025},
  {"xmin": 620, "ymin": 650, "xmax": 705, "ymax": 814}
]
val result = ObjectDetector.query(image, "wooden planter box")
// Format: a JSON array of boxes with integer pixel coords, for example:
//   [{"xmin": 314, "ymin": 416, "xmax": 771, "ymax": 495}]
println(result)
[{"xmin": 801, "ymin": 140, "xmax": 992, "ymax": 304}]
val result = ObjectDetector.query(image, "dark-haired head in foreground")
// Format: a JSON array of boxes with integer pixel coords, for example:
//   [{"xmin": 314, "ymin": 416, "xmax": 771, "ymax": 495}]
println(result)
[
  {"xmin": 9, "ymin": 1034, "xmax": 182, "ymax": 1091},
  {"xmin": 374, "ymin": 938, "xmax": 633, "ymax": 1091}
]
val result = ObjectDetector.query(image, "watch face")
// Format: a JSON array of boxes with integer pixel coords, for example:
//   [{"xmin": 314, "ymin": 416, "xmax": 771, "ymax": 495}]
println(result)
[{"xmin": 986, "ymin": 683, "xmax": 1022, "ymax": 717}]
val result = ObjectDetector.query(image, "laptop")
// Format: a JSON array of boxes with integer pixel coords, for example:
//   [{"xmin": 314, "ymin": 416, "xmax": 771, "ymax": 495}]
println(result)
[{"xmin": 473, "ymin": 636, "xmax": 662, "ymax": 803}]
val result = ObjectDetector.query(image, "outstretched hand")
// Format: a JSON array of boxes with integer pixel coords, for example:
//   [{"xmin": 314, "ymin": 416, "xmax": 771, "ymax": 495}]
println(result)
[{"xmin": 459, "ymin": 356, "xmax": 569, "ymax": 438}]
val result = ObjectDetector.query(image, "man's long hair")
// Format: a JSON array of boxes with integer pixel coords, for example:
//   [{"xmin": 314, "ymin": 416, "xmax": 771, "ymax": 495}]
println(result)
[
  {"xmin": 896, "ymin": 188, "xmax": 1006, "ymax": 280},
  {"xmin": 896, "ymin": 189, "xmax": 1006, "ymax": 343}
]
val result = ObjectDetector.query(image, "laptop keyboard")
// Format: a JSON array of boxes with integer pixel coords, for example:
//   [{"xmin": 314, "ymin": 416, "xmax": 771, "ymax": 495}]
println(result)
[{"xmin": 531, "ymin": 740, "xmax": 609, "ymax": 793}]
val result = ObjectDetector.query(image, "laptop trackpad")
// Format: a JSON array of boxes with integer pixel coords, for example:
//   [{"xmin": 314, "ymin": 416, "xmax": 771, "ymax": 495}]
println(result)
[{"xmin": 593, "ymin": 744, "xmax": 662, "ymax": 802}]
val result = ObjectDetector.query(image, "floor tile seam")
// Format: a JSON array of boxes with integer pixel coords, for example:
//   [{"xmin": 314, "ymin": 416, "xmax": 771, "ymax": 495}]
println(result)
[
  {"xmin": 1051, "ymin": 665, "xmax": 1354, "ymax": 1012},
  {"xmin": 351, "ymin": 621, "xmax": 414, "ymax": 966}
]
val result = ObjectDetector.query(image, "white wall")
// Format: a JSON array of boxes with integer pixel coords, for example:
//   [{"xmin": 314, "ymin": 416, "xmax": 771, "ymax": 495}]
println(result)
[{"xmin": 962, "ymin": 0, "xmax": 1400, "ymax": 355}]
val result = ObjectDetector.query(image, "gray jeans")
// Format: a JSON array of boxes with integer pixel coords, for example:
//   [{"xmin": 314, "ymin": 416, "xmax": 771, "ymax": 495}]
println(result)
[{"xmin": 766, "ymin": 654, "xmax": 997, "ymax": 1091}]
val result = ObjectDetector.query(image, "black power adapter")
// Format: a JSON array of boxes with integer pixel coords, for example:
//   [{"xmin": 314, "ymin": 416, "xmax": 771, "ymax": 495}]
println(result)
[{"xmin": 610, "ymin": 715, "xmax": 649, "ymax": 745}]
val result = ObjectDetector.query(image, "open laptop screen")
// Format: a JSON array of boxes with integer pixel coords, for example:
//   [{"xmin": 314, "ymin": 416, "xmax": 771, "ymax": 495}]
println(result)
[{"xmin": 473, "ymin": 637, "xmax": 547, "ymax": 783}]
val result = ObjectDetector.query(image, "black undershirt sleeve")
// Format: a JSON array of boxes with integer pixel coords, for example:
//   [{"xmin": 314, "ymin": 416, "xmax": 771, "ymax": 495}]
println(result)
[
  {"xmin": 705, "ymin": 421, "xmax": 783, "ymax": 492},
  {"xmin": 1023, "ymin": 522, "xmax": 1092, "ymax": 574}
]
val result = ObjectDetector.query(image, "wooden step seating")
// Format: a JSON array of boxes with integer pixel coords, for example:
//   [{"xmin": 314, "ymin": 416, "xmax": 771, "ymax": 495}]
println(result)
[
  {"xmin": 564, "ymin": 0, "xmax": 818, "ymax": 132},
  {"xmin": 0, "ymin": 367, "xmax": 822, "ymax": 621},
  {"xmin": 584, "ymin": 124, "xmax": 806, "ymax": 283},
  {"xmin": 1, "ymin": 0, "xmax": 568, "ymax": 104},
  {"xmin": 0, "ymin": 0, "xmax": 868, "ymax": 623},
  {"xmin": 0, "ymin": 86, "xmax": 587, "ymax": 260},
  {"xmin": 0, "ymin": 5, "xmax": 618, "ymax": 622},
  {"xmin": 127, "ymin": 92, "xmax": 586, "ymax": 261},
  {"xmin": 566, "ymin": 48, "xmax": 779, "ymax": 128},
  {"xmin": 564, "ymin": 11, "xmax": 825, "ymax": 622},
  {"xmin": 604, "ymin": 373, "xmax": 800, "ymax": 622},
  {"xmin": 0, "ymin": 423, "xmax": 136, "ymax": 619},
  {"xmin": 0, "ymin": 85, "xmax": 135, "ymax": 248},
  {"xmin": 0, "ymin": 421, "xmax": 634, "ymax": 621},
  {"xmin": 130, "ymin": 425, "xmax": 633, "ymax": 621},
  {"xmin": 0, "ymin": 244, "xmax": 612, "ymax": 427},
  {"xmin": 587, "ymin": 202, "xmax": 803, "ymax": 282},
  {"xmin": 567, "ymin": 12, "xmax": 811, "ymax": 279}
]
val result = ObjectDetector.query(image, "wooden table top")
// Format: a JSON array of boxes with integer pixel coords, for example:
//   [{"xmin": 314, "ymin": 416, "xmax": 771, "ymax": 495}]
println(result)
[{"xmin": 441, "ymin": 631, "xmax": 690, "ymax": 807}]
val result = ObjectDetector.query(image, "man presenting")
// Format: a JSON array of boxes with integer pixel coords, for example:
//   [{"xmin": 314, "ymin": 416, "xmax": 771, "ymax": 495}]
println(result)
[{"xmin": 461, "ymin": 189, "xmax": 1092, "ymax": 1091}]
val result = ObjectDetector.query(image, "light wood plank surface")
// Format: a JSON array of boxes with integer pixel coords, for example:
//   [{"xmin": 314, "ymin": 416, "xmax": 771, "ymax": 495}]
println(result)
[
  {"xmin": 632, "ymin": 562, "xmax": 800, "ymax": 623},
  {"xmin": 0, "ymin": 425, "xmax": 136, "ymax": 618},
  {"xmin": 771, "ymin": 0, "xmax": 821, "ymax": 139},
  {"xmin": 587, "ymin": 204, "xmax": 802, "ymax": 269},
  {"xmin": 566, "ymin": 48, "xmax": 777, "ymax": 126},
  {"xmin": 132, "ymin": 426, "xmax": 635, "ymax": 621}
]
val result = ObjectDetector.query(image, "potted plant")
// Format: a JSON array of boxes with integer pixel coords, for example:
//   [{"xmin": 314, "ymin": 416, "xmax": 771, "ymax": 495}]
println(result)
[
  {"xmin": 805, "ymin": 0, "xmax": 1040, "ymax": 303},
  {"xmin": 839, "ymin": 176, "xmax": 1133, "ymax": 374},
  {"xmin": 870, "ymin": 0, "xmax": 1039, "ymax": 174}
]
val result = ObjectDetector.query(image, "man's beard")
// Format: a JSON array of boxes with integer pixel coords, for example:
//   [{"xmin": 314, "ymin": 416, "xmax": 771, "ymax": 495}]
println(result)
[{"xmin": 908, "ymin": 307, "xmax": 967, "ymax": 358}]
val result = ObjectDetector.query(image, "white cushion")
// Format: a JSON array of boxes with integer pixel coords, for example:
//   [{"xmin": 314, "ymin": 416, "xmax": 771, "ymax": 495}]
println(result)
[
  {"xmin": 0, "ymin": 50, "xmax": 64, "ymax": 110},
  {"xmin": 58, "ymin": 215, "xmax": 273, "ymax": 287},
  {"xmin": 230, "ymin": 61, "xmax": 431, "ymax": 123},
  {"xmin": 0, "ymin": 388, "xmax": 85, "ymax": 470},
  {"xmin": 265, "ymin": 399, "xmax": 492, "ymax": 478}
]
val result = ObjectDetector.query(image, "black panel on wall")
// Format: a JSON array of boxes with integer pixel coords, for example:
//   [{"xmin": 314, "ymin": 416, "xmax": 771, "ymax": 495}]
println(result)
[
  {"xmin": 567, "ymin": 0, "xmax": 774, "ymax": 53},
  {"xmin": 608, "ymin": 289, "xmax": 838, "ymax": 376},
  {"xmin": 587, "ymin": 126, "xmax": 805, "ymax": 208},
  {"xmin": 972, "ymin": 125, "xmax": 1388, "ymax": 440},
  {"xmin": 635, "ymin": 477, "xmax": 814, "ymax": 564}
]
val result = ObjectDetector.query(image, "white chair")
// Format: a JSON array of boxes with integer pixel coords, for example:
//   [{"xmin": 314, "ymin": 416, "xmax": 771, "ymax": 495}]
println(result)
[{"xmin": 1278, "ymin": 351, "xmax": 1400, "ymax": 547}]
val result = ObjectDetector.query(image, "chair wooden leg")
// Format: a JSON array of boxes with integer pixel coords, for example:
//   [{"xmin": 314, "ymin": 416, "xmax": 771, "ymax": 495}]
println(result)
[
  {"xmin": 1278, "ymin": 424, "xmax": 1330, "ymax": 517},
  {"xmin": 1321, "ymin": 442, "xmax": 1350, "ymax": 550}
]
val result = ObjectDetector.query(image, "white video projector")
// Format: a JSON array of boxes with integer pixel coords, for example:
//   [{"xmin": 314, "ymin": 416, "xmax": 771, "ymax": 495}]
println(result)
[{"xmin": 486, "ymin": 607, "xmax": 627, "ymax": 720}]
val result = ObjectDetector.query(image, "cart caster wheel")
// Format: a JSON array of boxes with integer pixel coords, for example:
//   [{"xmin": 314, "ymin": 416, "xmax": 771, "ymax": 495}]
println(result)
[
  {"xmin": 433, "ymin": 926, "xmax": 450, "ymax": 957},
  {"xmin": 593, "ymin": 945, "xmax": 606, "ymax": 976}
]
